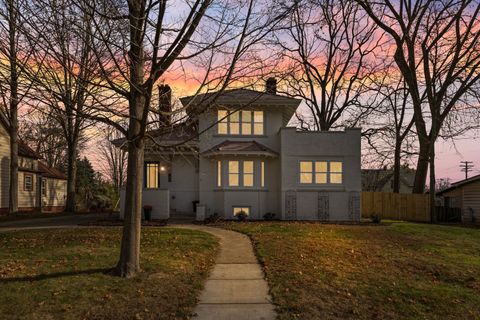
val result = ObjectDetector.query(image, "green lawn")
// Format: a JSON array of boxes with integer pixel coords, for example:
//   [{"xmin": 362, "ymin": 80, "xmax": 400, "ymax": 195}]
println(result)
[
  {"xmin": 222, "ymin": 222, "xmax": 480, "ymax": 320},
  {"xmin": 0, "ymin": 227, "xmax": 218, "ymax": 320}
]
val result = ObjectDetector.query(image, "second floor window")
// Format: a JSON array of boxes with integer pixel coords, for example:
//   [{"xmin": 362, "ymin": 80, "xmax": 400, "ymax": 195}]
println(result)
[
  {"xmin": 218, "ymin": 110, "xmax": 264, "ymax": 135},
  {"xmin": 299, "ymin": 161, "xmax": 343, "ymax": 185}
]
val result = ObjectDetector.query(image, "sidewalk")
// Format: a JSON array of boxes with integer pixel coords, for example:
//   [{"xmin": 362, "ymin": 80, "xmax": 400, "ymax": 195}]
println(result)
[{"xmin": 176, "ymin": 225, "xmax": 276, "ymax": 320}]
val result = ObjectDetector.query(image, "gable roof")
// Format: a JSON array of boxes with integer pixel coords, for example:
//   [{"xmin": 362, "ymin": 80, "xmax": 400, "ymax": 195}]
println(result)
[
  {"xmin": 38, "ymin": 161, "xmax": 67, "ymax": 180},
  {"xmin": 437, "ymin": 174, "xmax": 480, "ymax": 195},
  {"xmin": 201, "ymin": 140, "xmax": 278, "ymax": 158},
  {"xmin": 18, "ymin": 141, "xmax": 40, "ymax": 159}
]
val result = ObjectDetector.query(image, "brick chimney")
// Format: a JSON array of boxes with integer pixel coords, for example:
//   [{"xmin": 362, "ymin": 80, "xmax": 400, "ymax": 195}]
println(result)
[
  {"xmin": 158, "ymin": 84, "xmax": 172, "ymax": 126},
  {"xmin": 265, "ymin": 77, "xmax": 277, "ymax": 94}
]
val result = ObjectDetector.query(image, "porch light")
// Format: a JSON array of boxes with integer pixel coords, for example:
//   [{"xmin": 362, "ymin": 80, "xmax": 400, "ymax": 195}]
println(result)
[{"xmin": 160, "ymin": 166, "xmax": 166, "ymax": 172}]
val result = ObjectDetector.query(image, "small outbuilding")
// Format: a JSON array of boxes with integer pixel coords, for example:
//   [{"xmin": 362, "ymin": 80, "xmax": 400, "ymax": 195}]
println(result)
[{"xmin": 438, "ymin": 174, "xmax": 480, "ymax": 223}]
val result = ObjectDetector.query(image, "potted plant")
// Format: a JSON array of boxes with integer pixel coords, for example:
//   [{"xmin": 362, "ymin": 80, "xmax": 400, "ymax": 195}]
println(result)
[
  {"xmin": 143, "ymin": 205, "xmax": 153, "ymax": 221},
  {"xmin": 236, "ymin": 210, "xmax": 248, "ymax": 222}
]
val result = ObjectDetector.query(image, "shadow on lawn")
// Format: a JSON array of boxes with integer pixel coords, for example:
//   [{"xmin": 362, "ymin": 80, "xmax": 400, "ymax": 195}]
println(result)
[{"xmin": 0, "ymin": 268, "xmax": 112, "ymax": 283}]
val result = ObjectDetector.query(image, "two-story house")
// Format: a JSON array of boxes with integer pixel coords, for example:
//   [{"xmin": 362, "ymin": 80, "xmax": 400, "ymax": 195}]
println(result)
[
  {"xmin": 0, "ymin": 112, "xmax": 67, "ymax": 214},
  {"xmin": 118, "ymin": 78, "xmax": 361, "ymax": 221}
]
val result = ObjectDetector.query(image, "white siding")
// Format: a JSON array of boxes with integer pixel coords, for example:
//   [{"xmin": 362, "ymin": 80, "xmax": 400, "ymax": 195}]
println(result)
[
  {"xmin": 0, "ymin": 124, "xmax": 10, "ymax": 210},
  {"xmin": 462, "ymin": 181, "xmax": 480, "ymax": 222},
  {"xmin": 42, "ymin": 178, "xmax": 67, "ymax": 208}
]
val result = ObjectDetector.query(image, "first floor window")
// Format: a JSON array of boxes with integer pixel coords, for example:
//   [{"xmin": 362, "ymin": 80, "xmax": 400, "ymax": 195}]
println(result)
[
  {"xmin": 24, "ymin": 173, "xmax": 33, "ymax": 191},
  {"xmin": 261, "ymin": 161, "xmax": 265, "ymax": 187},
  {"xmin": 233, "ymin": 207, "xmax": 250, "ymax": 217},
  {"xmin": 243, "ymin": 161, "xmax": 254, "ymax": 187},
  {"xmin": 217, "ymin": 160, "xmax": 265, "ymax": 187},
  {"xmin": 217, "ymin": 161, "xmax": 222, "ymax": 187},
  {"xmin": 299, "ymin": 160, "xmax": 343, "ymax": 185},
  {"xmin": 145, "ymin": 162, "xmax": 159, "ymax": 188},
  {"xmin": 228, "ymin": 161, "xmax": 239, "ymax": 186},
  {"xmin": 41, "ymin": 178, "xmax": 47, "ymax": 196}
]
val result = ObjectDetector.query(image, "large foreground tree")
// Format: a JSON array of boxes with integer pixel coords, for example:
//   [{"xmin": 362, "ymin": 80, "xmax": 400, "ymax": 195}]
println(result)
[{"xmin": 81, "ymin": 0, "xmax": 291, "ymax": 277}]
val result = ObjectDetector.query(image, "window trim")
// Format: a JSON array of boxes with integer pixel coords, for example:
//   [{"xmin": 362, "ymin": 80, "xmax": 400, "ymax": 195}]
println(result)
[
  {"xmin": 24, "ymin": 173, "xmax": 34, "ymax": 191},
  {"xmin": 298, "ymin": 160, "xmax": 343, "ymax": 185},
  {"xmin": 217, "ymin": 110, "xmax": 264, "ymax": 136}
]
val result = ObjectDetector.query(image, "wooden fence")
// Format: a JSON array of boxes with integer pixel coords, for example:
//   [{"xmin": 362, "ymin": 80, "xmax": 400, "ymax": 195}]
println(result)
[{"xmin": 362, "ymin": 192, "xmax": 431, "ymax": 222}]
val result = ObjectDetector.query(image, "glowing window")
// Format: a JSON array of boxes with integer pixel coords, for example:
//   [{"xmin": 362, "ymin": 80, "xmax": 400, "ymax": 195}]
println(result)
[
  {"xmin": 145, "ymin": 163, "xmax": 159, "ymax": 188},
  {"xmin": 228, "ymin": 161, "xmax": 239, "ymax": 186},
  {"xmin": 243, "ymin": 161, "xmax": 254, "ymax": 187},
  {"xmin": 217, "ymin": 110, "xmax": 264, "ymax": 135}
]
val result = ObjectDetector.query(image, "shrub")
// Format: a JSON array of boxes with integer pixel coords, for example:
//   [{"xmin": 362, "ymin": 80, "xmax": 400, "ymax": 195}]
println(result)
[
  {"xmin": 236, "ymin": 211, "xmax": 248, "ymax": 222},
  {"xmin": 263, "ymin": 212, "xmax": 276, "ymax": 221},
  {"xmin": 370, "ymin": 214, "xmax": 382, "ymax": 224},
  {"xmin": 205, "ymin": 212, "xmax": 222, "ymax": 224}
]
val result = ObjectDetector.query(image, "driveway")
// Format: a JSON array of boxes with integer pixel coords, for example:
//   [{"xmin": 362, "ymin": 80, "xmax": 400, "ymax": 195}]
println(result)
[{"xmin": 0, "ymin": 213, "xmax": 114, "ymax": 232}]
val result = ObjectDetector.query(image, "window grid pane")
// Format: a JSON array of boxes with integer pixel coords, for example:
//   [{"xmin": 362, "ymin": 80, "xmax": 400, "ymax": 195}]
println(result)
[
  {"xmin": 299, "ymin": 161, "xmax": 343, "ymax": 185},
  {"xmin": 217, "ymin": 161, "xmax": 222, "ymax": 187},
  {"xmin": 146, "ymin": 163, "xmax": 159, "ymax": 188},
  {"xmin": 229, "ymin": 161, "xmax": 239, "ymax": 186},
  {"xmin": 233, "ymin": 207, "xmax": 250, "ymax": 216},
  {"xmin": 253, "ymin": 111, "xmax": 264, "ymax": 135}
]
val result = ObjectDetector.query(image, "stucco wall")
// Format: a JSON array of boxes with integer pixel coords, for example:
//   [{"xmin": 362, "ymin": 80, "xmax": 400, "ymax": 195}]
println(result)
[
  {"xmin": 279, "ymin": 128, "xmax": 362, "ymax": 221},
  {"xmin": 199, "ymin": 156, "xmax": 279, "ymax": 219},
  {"xmin": 198, "ymin": 107, "xmax": 283, "ymax": 153},
  {"xmin": 119, "ymin": 188, "xmax": 169, "ymax": 220}
]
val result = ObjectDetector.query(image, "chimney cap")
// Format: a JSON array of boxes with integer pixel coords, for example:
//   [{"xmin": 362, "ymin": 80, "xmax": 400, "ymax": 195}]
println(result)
[{"xmin": 265, "ymin": 77, "xmax": 277, "ymax": 94}]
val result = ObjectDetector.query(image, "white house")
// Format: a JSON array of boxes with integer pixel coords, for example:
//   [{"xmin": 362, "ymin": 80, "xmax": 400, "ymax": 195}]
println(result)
[{"xmin": 118, "ymin": 79, "xmax": 362, "ymax": 221}]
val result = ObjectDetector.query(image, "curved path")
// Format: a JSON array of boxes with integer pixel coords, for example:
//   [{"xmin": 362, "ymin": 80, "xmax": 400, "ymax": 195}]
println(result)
[{"xmin": 176, "ymin": 225, "xmax": 276, "ymax": 320}]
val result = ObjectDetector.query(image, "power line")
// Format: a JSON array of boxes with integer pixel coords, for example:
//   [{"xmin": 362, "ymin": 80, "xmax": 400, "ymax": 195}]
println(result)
[{"xmin": 460, "ymin": 161, "xmax": 474, "ymax": 180}]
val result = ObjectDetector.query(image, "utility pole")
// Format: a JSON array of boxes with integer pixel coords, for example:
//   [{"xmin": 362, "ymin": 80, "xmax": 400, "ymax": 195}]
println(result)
[{"xmin": 460, "ymin": 161, "xmax": 474, "ymax": 180}]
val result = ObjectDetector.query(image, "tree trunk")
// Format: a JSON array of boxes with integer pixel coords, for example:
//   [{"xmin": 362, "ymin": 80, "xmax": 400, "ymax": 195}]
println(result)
[
  {"xmin": 8, "ymin": 0, "xmax": 18, "ymax": 215},
  {"xmin": 8, "ymin": 118, "xmax": 18, "ymax": 215},
  {"xmin": 392, "ymin": 138, "xmax": 401, "ymax": 193},
  {"xmin": 429, "ymin": 139, "xmax": 436, "ymax": 223},
  {"xmin": 412, "ymin": 137, "xmax": 429, "ymax": 194},
  {"xmin": 65, "ymin": 143, "xmax": 77, "ymax": 213},
  {"xmin": 115, "ymin": 127, "xmax": 144, "ymax": 277}
]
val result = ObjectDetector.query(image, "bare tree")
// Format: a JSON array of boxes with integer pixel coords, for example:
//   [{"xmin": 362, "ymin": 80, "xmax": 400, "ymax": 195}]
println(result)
[
  {"xmin": 361, "ymin": 67, "xmax": 416, "ymax": 192},
  {"xmin": 96, "ymin": 125, "xmax": 127, "ymax": 193},
  {"xmin": 0, "ymin": 0, "xmax": 39, "ymax": 214},
  {"xmin": 277, "ymin": 0, "xmax": 381, "ymax": 130},
  {"xmin": 19, "ymin": 110, "xmax": 68, "ymax": 168},
  {"xmin": 21, "ymin": 0, "xmax": 108, "ymax": 213},
  {"xmin": 356, "ymin": 0, "xmax": 480, "ymax": 212}
]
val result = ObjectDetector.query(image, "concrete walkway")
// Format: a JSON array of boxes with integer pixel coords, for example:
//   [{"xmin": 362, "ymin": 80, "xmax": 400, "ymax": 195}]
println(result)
[{"xmin": 177, "ymin": 225, "xmax": 276, "ymax": 320}]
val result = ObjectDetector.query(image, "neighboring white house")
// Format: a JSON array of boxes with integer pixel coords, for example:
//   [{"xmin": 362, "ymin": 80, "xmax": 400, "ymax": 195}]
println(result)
[{"xmin": 117, "ymin": 79, "xmax": 362, "ymax": 221}]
